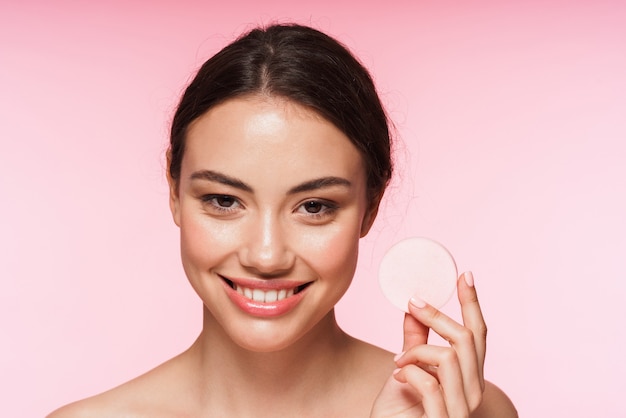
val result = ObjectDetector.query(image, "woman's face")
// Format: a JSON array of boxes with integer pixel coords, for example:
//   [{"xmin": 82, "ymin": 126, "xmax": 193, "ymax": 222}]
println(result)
[{"xmin": 169, "ymin": 96, "xmax": 378, "ymax": 352}]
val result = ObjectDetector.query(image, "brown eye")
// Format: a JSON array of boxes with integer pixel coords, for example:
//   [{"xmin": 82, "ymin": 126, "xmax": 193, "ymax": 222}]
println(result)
[
  {"xmin": 296, "ymin": 199, "xmax": 338, "ymax": 220},
  {"xmin": 215, "ymin": 195, "xmax": 236, "ymax": 208},
  {"xmin": 303, "ymin": 201, "xmax": 323, "ymax": 213},
  {"xmin": 201, "ymin": 194, "xmax": 242, "ymax": 213}
]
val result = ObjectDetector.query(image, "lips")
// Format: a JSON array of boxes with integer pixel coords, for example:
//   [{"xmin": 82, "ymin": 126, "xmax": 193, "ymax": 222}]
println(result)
[{"xmin": 219, "ymin": 275, "xmax": 312, "ymax": 317}]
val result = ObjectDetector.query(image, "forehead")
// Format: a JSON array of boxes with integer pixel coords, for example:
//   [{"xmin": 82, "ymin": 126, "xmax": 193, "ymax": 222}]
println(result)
[{"xmin": 182, "ymin": 96, "xmax": 366, "ymax": 188}]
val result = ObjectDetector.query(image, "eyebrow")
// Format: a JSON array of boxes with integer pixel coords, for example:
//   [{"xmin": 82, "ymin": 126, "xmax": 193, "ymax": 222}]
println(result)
[
  {"xmin": 287, "ymin": 177, "xmax": 352, "ymax": 194},
  {"xmin": 189, "ymin": 170, "xmax": 352, "ymax": 194},
  {"xmin": 190, "ymin": 170, "xmax": 253, "ymax": 192}
]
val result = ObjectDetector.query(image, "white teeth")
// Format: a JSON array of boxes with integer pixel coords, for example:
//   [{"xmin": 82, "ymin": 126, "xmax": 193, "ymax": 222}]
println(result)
[
  {"xmin": 265, "ymin": 290, "xmax": 278, "ymax": 303},
  {"xmin": 235, "ymin": 284, "xmax": 299, "ymax": 303},
  {"xmin": 252, "ymin": 289, "xmax": 265, "ymax": 302}
]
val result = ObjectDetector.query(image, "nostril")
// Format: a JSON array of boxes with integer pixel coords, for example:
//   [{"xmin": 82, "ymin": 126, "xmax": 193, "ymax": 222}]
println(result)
[{"xmin": 240, "ymin": 246, "xmax": 295, "ymax": 275}]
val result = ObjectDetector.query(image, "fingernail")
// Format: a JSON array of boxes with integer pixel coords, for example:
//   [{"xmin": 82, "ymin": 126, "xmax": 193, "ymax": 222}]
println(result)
[
  {"xmin": 464, "ymin": 271, "xmax": 474, "ymax": 287},
  {"xmin": 392, "ymin": 368, "xmax": 402, "ymax": 376},
  {"xmin": 393, "ymin": 351, "xmax": 405, "ymax": 362},
  {"xmin": 409, "ymin": 295, "xmax": 426, "ymax": 308}
]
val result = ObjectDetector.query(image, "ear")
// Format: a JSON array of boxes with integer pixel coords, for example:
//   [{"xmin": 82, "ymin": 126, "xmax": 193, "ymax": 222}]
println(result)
[
  {"xmin": 360, "ymin": 192, "xmax": 383, "ymax": 237},
  {"xmin": 166, "ymin": 164, "xmax": 182, "ymax": 228}
]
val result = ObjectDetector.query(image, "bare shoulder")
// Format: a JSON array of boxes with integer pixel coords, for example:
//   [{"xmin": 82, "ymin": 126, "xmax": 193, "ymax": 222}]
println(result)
[
  {"xmin": 472, "ymin": 380, "xmax": 518, "ymax": 418},
  {"xmin": 344, "ymin": 336, "xmax": 396, "ymax": 395},
  {"xmin": 47, "ymin": 352, "xmax": 196, "ymax": 418},
  {"xmin": 47, "ymin": 395, "xmax": 116, "ymax": 418},
  {"xmin": 346, "ymin": 336, "xmax": 396, "ymax": 378}
]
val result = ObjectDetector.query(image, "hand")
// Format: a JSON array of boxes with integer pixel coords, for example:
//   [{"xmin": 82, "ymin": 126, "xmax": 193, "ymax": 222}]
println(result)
[{"xmin": 371, "ymin": 271, "xmax": 487, "ymax": 418}]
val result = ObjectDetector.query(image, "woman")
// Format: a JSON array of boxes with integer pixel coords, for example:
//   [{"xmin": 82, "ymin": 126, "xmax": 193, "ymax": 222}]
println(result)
[{"xmin": 50, "ymin": 23, "xmax": 517, "ymax": 417}]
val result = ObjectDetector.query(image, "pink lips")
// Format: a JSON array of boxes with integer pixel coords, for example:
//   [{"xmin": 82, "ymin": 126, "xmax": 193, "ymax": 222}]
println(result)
[{"xmin": 219, "ymin": 276, "xmax": 310, "ymax": 317}]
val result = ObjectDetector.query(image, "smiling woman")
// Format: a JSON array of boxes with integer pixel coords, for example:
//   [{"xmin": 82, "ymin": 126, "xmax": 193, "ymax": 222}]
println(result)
[
  {"xmin": 174, "ymin": 97, "xmax": 372, "ymax": 352},
  {"xmin": 48, "ymin": 23, "xmax": 517, "ymax": 417}
]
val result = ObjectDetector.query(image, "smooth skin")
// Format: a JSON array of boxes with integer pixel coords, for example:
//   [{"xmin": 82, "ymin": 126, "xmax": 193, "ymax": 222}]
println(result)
[{"xmin": 48, "ymin": 97, "xmax": 517, "ymax": 417}]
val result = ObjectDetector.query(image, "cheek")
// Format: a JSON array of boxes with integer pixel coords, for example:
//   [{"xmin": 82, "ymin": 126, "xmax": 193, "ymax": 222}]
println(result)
[
  {"xmin": 296, "ymin": 223, "xmax": 362, "ymax": 283},
  {"xmin": 178, "ymin": 213, "xmax": 239, "ymax": 275}
]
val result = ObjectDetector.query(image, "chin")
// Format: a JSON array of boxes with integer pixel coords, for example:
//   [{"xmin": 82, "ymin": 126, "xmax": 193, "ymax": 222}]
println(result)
[
  {"xmin": 236, "ymin": 336, "xmax": 295, "ymax": 353},
  {"xmin": 229, "ymin": 317, "xmax": 315, "ymax": 353}
]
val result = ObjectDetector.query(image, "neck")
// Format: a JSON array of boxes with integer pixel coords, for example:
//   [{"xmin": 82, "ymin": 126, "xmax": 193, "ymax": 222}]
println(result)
[{"xmin": 186, "ymin": 306, "xmax": 355, "ymax": 416}]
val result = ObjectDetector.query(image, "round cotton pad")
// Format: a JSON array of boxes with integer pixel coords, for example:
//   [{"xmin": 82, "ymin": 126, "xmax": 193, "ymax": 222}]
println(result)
[{"xmin": 379, "ymin": 237, "xmax": 458, "ymax": 311}]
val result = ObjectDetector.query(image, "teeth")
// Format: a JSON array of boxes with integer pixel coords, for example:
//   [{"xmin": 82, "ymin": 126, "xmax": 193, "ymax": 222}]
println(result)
[
  {"xmin": 252, "ymin": 289, "xmax": 264, "ymax": 302},
  {"xmin": 235, "ymin": 284, "xmax": 298, "ymax": 303},
  {"xmin": 265, "ymin": 290, "xmax": 278, "ymax": 303}
]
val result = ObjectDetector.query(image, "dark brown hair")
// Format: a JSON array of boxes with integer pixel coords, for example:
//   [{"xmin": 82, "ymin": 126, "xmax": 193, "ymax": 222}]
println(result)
[{"xmin": 168, "ymin": 23, "xmax": 392, "ymax": 200}]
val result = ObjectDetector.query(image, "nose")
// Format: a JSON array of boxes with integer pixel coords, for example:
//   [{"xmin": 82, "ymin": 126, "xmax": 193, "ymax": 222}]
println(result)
[{"xmin": 239, "ymin": 210, "xmax": 295, "ymax": 276}]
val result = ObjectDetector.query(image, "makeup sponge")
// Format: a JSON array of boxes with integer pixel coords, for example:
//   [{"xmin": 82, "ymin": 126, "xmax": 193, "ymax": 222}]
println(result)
[{"xmin": 379, "ymin": 237, "xmax": 458, "ymax": 311}]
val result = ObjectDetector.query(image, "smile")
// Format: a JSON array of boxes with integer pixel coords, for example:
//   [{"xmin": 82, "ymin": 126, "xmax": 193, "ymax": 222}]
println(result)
[{"xmin": 221, "ymin": 276, "xmax": 312, "ymax": 304}]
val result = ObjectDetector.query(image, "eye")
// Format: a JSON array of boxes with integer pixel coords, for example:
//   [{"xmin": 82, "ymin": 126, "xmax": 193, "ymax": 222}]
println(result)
[
  {"xmin": 201, "ymin": 194, "xmax": 242, "ymax": 213},
  {"xmin": 296, "ymin": 199, "xmax": 338, "ymax": 220},
  {"xmin": 303, "ymin": 200, "xmax": 324, "ymax": 214},
  {"xmin": 213, "ymin": 195, "xmax": 237, "ymax": 208}
]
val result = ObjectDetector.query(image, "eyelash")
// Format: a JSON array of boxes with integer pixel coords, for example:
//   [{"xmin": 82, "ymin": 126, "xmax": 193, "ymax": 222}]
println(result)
[
  {"xmin": 200, "ymin": 195, "xmax": 338, "ymax": 220},
  {"xmin": 201, "ymin": 194, "xmax": 242, "ymax": 214},
  {"xmin": 296, "ymin": 199, "xmax": 338, "ymax": 220}
]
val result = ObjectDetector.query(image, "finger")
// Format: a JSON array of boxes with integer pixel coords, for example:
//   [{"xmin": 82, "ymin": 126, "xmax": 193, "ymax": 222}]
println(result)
[
  {"xmin": 407, "ymin": 294, "xmax": 482, "ymax": 409},
  {"xmin": 393, "ymin": 365, "xmax": 449, "ymax": 418},
  {"xmin": 458, "ymin": 271, "xmax": 487, "ymax": 389},
  {"xmin": 395, "ymin": 345, "xmax": 470, "ymax": 417},
  {"xmin": 401, "ymin": 311, "xmax": 429, "ymax": 353}
]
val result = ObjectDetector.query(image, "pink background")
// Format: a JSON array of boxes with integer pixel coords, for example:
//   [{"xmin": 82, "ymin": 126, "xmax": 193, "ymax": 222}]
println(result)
[{"xmin": 2, "ymin": 1, "xmax": 625, "ymax": 416}]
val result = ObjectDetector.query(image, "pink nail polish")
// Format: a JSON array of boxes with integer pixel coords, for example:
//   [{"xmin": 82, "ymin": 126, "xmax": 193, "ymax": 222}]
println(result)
[
  {"xmin": 464, "ymin": 271, "xmax": 474, "ymax": 287},
  {"xmin": 409, "ymin": 295, "xmax": 426, "ymax": 308},
  {"xmin": 393, "ymin": 351, "xmax": 405, "ymax": 362}
]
